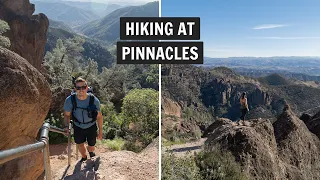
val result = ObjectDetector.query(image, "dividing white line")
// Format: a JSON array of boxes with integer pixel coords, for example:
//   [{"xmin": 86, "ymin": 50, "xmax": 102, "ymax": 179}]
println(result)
[{"xmin": 158, "ymin": 1, "xmax": 162, "ymax": 180}]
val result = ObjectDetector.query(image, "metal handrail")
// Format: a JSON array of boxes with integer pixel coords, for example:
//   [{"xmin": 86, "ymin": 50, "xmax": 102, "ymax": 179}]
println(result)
[{"xmin": 0, "ymin": 122, "xmax": 75, "ymax": 180}]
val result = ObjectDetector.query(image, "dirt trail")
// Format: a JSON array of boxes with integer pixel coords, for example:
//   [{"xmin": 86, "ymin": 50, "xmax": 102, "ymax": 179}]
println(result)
[
  {"xmin": 45, "ymin": 141, "xmax": 158, "ymax": 180},
  {"xmin": 163, "ymin": 138, "xmax": 207, "ymax": 157}
]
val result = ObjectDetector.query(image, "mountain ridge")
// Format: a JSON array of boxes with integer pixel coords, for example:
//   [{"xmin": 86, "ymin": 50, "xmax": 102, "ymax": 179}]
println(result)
[{"xmin": 76, "ymin": 1, "xmax": 159, "ymax": 43}]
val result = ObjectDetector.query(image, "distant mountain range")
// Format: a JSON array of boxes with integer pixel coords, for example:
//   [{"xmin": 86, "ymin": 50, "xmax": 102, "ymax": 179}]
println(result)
[
  {"xmin": 76, "ymin": 1, "xmax": 159, "ymax": 43},
  {"xmin": 32, "ymin": 1, "xmax": 101, "ymax": 26},
  {"xmin": 62, "ymin": 1, "xmax": 123, "ymax": 17},
  {"xmin": 203, "ymin": 56, "xmax": 320, "ymax": 77},
  {"xmin": 31, "ymin": 0, "xmax": 124, "ymax": 26},
  {"xmin": 32, "ymin": 0, "xmax": 159, "ymax": 43}
]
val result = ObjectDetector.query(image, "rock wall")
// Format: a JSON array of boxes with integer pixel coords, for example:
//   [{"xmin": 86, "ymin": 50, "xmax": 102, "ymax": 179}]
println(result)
[
  {"xmin": 0, "ymin": 0, "xmax": 49, "ymax": 70},
  {"xmin": 0, "ymin": 47, "xmax": 51, "ymax": 180}
]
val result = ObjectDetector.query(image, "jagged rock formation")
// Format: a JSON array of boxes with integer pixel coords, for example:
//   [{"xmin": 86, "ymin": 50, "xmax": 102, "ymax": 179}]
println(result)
[
  {"xmin": 0, "ymin": 0, "xmax": 49, "ymax": 70},
  {"xmin": 0, "ymin": 47, "xmax": 52, "ymax": 180},
  {"xmin": 204, "ymin": 105, "xmax": 320, "ymax": 180}
]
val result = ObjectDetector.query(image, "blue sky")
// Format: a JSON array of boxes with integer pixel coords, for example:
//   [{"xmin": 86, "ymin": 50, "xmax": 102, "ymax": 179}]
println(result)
[{"xmin": 161, "ymin": 0, "xmax": 320, "ymax": 57}]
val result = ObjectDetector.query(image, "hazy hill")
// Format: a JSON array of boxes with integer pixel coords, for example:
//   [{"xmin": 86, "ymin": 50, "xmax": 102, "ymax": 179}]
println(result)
[
  {"xmin": 76, "ymin": 1, "xmax": 159, "ymax": 43},
  {"xmin": 48, "ymin": 19, "xmax": 73, "ymax": 32},
  {"xmin": 32, "ymin": 1, "xmax": 100, "ymax": 27},
  {"xmin": 258, "ymin": 73, "xmax": 293, "ymax": 86},
  {"xmin": 62, "ymin": 1, "xmax": 123, "ymax": 17},
  {"xmin": 46, "ymin": 27, "xmax": 115, "ymax": 70}
]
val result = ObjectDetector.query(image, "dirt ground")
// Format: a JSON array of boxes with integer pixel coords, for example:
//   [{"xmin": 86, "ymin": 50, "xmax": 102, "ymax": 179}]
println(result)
[
  {"xmin": 163, "ymin": 138, "xmax": 207, "ymax": 157},
  {"xmin": 46, "ymin": 142, "xmax": 159, "ymax": 180}
]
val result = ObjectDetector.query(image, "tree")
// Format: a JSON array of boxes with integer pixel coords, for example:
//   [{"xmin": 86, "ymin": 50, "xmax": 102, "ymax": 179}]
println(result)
[
  {"xmin": 0, "ymin": 20, "xmax": 10, "ymax": 48},
  {"xmin": 43, "ymin": 36, "xmax": 86, "ymax": 88},
  {"xmin": 120, "ymin": 88, "xmax": 159, "ymax": 151}
]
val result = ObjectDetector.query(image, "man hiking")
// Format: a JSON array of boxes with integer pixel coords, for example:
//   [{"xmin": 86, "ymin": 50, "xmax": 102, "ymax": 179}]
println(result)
[
  {"xmin": 240, "ymin": 92, "xmax": 249, "ymax": 120},
  {"xmin": 63, "ymin": 77, "xmax": 103, "ymax": 161}
]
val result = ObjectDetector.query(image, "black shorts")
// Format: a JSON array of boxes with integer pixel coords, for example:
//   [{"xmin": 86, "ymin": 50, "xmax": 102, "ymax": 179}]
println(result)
[{"xmin": 73, "ymin": 124, "xmax": 97, "ymax": 146}]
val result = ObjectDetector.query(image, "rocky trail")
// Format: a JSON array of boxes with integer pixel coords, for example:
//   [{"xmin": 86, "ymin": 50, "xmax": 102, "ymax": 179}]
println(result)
[{"xmin": 42, "ymin": 141, "xmax": 159, "ymax": 180}]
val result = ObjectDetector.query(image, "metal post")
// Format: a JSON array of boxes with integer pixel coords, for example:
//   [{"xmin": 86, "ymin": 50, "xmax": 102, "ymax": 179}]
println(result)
[
  {"xmin": 68, "ymin": 123, "xmax": 71, "ymax": 166},
  {"xmin": 43, "ymin": 143, "xmax": 52, "ymax": 180},
  {"xmin": 41, "ymin": 123, "xmax": 52, "ymax": 180}
]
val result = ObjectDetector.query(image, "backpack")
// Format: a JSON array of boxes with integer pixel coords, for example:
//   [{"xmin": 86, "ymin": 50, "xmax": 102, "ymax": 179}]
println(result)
[{"xmin": 70, "ymin": 93, "xmax": 98, "ymax": 124}]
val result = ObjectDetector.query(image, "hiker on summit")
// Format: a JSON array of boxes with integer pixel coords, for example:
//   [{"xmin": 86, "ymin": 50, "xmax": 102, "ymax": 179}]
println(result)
[
  {"xmin": 63, "ymin": 77, "xmax": 103, "ymax": 162},
  {"xmin": 240, "ymin": 92, "xmax": 249, "ymax": 120}
]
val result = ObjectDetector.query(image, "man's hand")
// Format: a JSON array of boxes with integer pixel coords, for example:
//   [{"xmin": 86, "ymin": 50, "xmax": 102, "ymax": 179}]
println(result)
[
  {"xmin": 64, "ymin": 127, "xmax": 69, "ymax": 136},
  {"xmin": 97, "ymin": 130, "xmax": 103, "ymax": 140}
]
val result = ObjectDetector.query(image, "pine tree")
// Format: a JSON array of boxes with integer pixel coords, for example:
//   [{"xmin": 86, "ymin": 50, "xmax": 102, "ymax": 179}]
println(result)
[
  {"xmin": 0, "ymin": 20, "xmax": 10, "ymax": 48},
  {"xmin": 43, "ymin": 36, "xmax": 86, "ymax": 88}
]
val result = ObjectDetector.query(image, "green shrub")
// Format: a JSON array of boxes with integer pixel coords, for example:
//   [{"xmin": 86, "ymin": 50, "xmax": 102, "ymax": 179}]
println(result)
[
  {"xmin": 195, "ymin": 149, "xmax": 248, "ymax": 180},
  {"xmin": 162, "ymin": 153, "xmax": 201, "ymax": 180},
  {"xmin": 161, "ymin": 148, "xmax": 248, "ymax": 180},
  {"xmin": 101, "ymin": 102, "xmax": 124, "ymax": 139},
  {"xmin": 120, "ymin": 88, "xmax": 159, "ymax": 152},
  {"xmin": 101, "ymin": 138, "xmax": 125, "ymax": 151}
]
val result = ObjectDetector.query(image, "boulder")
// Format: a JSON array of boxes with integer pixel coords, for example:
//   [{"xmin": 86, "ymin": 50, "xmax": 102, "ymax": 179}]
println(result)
[{"xmin": 0, "ymin": 47, "xmax": 52, "ymax": 180}]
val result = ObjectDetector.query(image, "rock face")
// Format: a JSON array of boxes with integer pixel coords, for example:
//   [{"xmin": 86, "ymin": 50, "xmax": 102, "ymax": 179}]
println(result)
[
  {"xmin": 161, "ymin": 96, "xmax": 182, "ymax": 118},
  {"xmin": 300, "ymin": 111, "xmax": 320, "ymax": 139},
  {"xmin": 0, "ymin": 0, "xmax": 49, "ymax": 70},
  {"xmin": 0, "ymin": 47, "xmax": 52, "ymax": 180},
  {"xmin": 204, "ymin": 105, "xmax": 320, "ymax": 180}
]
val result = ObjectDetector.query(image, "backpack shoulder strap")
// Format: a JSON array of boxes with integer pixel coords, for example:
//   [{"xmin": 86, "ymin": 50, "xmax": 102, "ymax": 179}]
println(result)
[
  {"xmin": 89, "ymin": 94, "xmax": 95, "ymax": 106},
  {"xmin": 71, "ymin": 94, "xmax": 77, "ymax": 111}
]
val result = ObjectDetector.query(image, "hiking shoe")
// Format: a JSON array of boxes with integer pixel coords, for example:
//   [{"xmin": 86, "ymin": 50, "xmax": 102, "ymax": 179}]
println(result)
[
  {"xmin": 80, "ymin": 156, "xmax": 87, "ymax": 162},
  {"xmin": 89, "ymin": 152, "xmax": 95, "ymax": 158}
]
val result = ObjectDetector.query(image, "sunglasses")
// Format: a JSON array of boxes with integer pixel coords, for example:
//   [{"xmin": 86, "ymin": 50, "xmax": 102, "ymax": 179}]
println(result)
[{"xmin": 75, "ymin": 86, "xmax": 87, "ymax": 90}]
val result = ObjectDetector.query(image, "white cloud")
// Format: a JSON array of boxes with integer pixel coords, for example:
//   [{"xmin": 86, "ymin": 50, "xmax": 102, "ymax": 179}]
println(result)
[
  {"xmin": 248, "ymin": 36, "xmax": 320, "ymax": 40},
  {"xmin": 252, "ymin": 24, "xmax": 290, "ymax": 30}
]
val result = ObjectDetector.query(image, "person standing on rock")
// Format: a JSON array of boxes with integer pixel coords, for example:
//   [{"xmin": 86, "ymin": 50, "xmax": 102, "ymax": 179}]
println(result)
[
  {"xmin": 240, "ymin": 92, "xmax": 249, "ymax": 120},
  {"xmin": 63, "ymin": 77, "xmax": 103, "ymax": 162}
]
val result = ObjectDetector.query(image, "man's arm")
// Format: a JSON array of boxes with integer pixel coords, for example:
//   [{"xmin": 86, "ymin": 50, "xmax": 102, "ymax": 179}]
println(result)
[
  {"xmin": 64, "ymin": 111, "xmax": 71, "ymax": 127},
  {"xmin": 63, "ymin": 96, "xmax": 72, "ymax": 132},
  {"xmin": 245, "ymin": 98, "xmax": 249, "ymax": 110},
  {"xmin": 64, "ymin": 111, "xmax": 71, "ymax": 134},
  {"xmin": 97, "ymin": 112, "xmax": 103, "ymax": 139}
]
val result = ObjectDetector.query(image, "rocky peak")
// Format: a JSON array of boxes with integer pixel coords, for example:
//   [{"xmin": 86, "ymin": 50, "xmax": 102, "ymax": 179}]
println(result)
[
  {"xmin": 273, "ymin": 103, "xmax": 299, "ymax": 142},
  {"xmin": 0, "ymin": 0, "xmax": 35, "ymax": 16},
  {"xmin": 204, "ymin": 104, "xmax": 320, "ymax": 179},
  {"xmin": 0, "ymin": 0, "xmax": 49, "ymax": 70}
]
